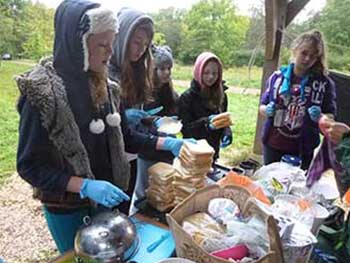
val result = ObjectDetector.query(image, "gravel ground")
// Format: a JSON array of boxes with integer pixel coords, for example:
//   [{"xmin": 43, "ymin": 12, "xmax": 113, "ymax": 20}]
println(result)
[{"xmin": 0, "ymin": 174, "xmax": 58, "ymax": 262}]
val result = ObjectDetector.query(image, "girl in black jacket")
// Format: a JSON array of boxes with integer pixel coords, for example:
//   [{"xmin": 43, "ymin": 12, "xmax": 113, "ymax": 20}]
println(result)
[{"xmin": 178, "ymin": 52, "xmax": 233, "ymax": 161}]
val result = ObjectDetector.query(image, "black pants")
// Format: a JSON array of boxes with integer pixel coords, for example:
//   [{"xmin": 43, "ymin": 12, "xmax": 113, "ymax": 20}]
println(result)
[
  {"xmin": 263, "ymin": 144, "xmax": 313, "ymax": 170},
  {"xmin": 117, "ymin": 159, "xmax": 137, "ymax": 215}
]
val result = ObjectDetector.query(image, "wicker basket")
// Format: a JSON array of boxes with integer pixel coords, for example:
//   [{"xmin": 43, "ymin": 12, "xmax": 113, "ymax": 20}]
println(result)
[{"xmin": 166, "ymin": 185, "xmax": 284, "ymax": 263}]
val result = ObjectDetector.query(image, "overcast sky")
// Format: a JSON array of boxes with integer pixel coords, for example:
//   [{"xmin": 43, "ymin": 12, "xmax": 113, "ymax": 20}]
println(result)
[{"xmin": 40, "ymin": 0, "xmax": 326, "ymax": 22}]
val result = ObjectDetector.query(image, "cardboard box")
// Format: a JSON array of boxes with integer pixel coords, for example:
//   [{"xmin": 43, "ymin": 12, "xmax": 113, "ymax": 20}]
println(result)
[{"xmin": 166, "ymin": 185, "xmax": 284, "ymax": 263}]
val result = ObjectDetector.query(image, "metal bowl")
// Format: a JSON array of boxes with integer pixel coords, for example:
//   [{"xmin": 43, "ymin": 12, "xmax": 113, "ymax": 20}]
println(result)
[{"xmin": 74, "ymin": 210, "xmax": 139, "ymax": 262}]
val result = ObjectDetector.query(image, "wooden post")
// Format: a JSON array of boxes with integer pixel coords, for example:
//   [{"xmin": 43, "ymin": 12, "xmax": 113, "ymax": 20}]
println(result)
[{"xmin": 253, "ymin": 0, "xmax": 310, "ymax": 155}]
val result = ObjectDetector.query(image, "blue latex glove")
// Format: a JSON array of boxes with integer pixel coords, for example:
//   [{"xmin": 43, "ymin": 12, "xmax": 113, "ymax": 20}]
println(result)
[
  {"xmin": 308, "ymin": 105, "xmax": 322, "ymax": 122},
  {"xmin": 208, "ymin": 114, "xmax": 217, "ymax": 130},
  {"xmin": 125, "ymin": 106, "xmax": 164, "ymax": 125},
  {"xmin": 160, "ymin": 137, "xmax": 196, "ymax": 156},
  {"xmin": 220, "ymin": 135, "xmax": 232, "ymax": 148},
  {"xmin": 80, "ymin": 179, "xmax": 130, "ymax": 208},
  {"xmin": 125, "ymin": 109, "xmax": 149, "ymax": 125},
  {"xmin": 265, "ymin": 102, "xmax": 276, "ymax": 117}
]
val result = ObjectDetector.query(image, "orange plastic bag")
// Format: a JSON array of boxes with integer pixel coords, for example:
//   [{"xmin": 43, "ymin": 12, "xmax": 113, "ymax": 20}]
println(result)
[
  {"xmin": 344, "ymin": 188, "xmax": 350, "ymax": 206},
  {"xmin": 218, "ymin": 172, "xmax": 271, "ymax": 205},
  {"xmin": 297, "ymin": 199, "xmax": 312, "ymax": 211}
]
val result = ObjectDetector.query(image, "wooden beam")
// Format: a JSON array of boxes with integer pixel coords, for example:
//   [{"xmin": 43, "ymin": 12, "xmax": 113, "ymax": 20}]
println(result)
[
  {"xmin": 264, "ymin": 0, "xmax": 276, "ymax": 59},
  {"xmin": 286, "ymin": 0, "xmax": 310, "ymax": 26},
  {"xmin": 265, "ymin": 0, "xmax": 289, "ymax": 59},
  {"xmin": 253, "ymin": 0, "xmax": 288, "ymax": 155}
]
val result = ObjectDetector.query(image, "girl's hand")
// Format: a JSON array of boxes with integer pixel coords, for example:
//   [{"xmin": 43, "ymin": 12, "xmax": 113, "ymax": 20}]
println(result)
[
  {"xmin": 326, "ymin": 122, "xmax": 350, "ymax": 144},
  {"xmin": 265, "ymin": 102, "xmax": 276, "ymax": 117}
]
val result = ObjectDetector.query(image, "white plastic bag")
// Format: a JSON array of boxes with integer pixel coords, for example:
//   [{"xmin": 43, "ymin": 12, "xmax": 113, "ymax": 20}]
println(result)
[
  {"xmin": 208, "ymin": 198, "xmax": 239, "ymax": 224},
  {"xmin": 253, "ymin": 162, "xmax": 305, "ymax": 200}
]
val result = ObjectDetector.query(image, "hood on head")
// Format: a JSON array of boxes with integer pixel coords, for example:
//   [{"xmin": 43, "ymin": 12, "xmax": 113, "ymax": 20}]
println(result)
[
  {"xmin": 109, "ymin": 7, "xmax": 153, "ymax": 81},
  {"xmin": 53, "ymin": 0, "xmax": 100, "ymax": 75},
  {"xmin": 54, "ymin": 0, "xmax": 118, "ymax": 74},
  {"xmin": 193, "ymin": 52, "xmax": 223, "ymax": 88},
  {"xmin": 81, "ymin": 7, "xmax": 119, "ymax": 71}
]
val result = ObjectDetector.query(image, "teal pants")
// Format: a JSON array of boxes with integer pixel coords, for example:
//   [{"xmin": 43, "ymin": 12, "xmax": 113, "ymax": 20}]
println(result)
[{"xmin": 43, "ymin": 206, "xmax": 104, "ymax": 254}]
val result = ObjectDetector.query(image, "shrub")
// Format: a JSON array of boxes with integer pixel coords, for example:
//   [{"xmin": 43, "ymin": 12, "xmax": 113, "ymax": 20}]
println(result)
[
  {"xmin": 230, "ymin": 49, "xmax": 265, "ymax": 67},
  {"xmin": 328, "ymin": 51, "xmax": 350, "ymax": 72}
]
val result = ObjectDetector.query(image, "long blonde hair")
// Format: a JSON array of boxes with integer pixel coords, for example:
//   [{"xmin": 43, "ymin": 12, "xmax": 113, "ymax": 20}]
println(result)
[
  {"xmin": 291, "ymin": 30, "xmax": 328, "ymax": 75},
  {"xmin": 121, "ymin": 21, "xmax": 154, "ymax": 107},
  {"xmin": 88, "ymin": 70, "xmax": 108, "ymax": 110}
]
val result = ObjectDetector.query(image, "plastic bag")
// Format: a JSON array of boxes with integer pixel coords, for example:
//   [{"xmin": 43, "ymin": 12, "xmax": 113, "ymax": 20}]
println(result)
[
  {"xmin": 218, "ymin": 172, "xmax": 271, "ymax": 205},
  {"xmin": 182, "ymin": 212, "xmax": 225, "ymax": 245},
  {"xmin": 271, "ymin": 194, "xmax": 315, "ymax": 230},
  {"xmin": 225, "ymin": 216, "xmax": 269, "ymax": 259},
  {"xmin": 253, "ymin": 162, "xmax": 305, "ymax": 201},
  {"xmin": 208, "ymin": 198, "xmax": 240, "ymax": 224}
]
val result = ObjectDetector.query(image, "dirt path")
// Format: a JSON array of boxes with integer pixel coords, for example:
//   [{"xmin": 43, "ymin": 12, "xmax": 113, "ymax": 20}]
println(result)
[
  {"xmin": 10, "ymin": 60, "xmax": 36, "ymax": 66},
  {"xmin": 0, "ymin": 174, "xmax": 57, "ymax": 263}
]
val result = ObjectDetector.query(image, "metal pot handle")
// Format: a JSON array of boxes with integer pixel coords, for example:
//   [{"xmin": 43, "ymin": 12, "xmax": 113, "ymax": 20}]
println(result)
[
  {"xmin": 112, "ymin": 207, "xmax": 121, "ymax": 215},
  {"xmin": 115, "ymin": 241, "xmax": 125, "ymax": 262},
  {"xmin": 82, "ymin": 215, "xmax": 91, "ymax": 226}
]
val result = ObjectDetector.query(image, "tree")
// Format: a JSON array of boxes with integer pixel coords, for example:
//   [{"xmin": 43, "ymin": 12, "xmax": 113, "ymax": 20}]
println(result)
[
  {"xmin": 0, "ymin": 13, "xmax": 17, "ymax": 55},
  {"xmin": 178, "ymin": 0, "xmax": 249, "ymax": 66},
  {"xmin": 151, "ymin": 7, "xmax": 185, "ymax": 57},
  {"xmin": 21, "ymin": 2, "xmax": 54, "ymax": 59},
  {"xmin": 316, "ymin": 0, "xmax": 350, "ymax": 48},
  {"xmin": 153, "ymin": 32, "xmax": 166, "ymax": 46},
  {"xmin": 0, "ymin": 0, "xmax": 29, "ymax": 56},
  {"xmin": 297, "ymin": 0, "xmax": 350, "ymax": 70},
  {"xmin": 244, "ymin": 2, "xmax": 265, "ymax": 50}
]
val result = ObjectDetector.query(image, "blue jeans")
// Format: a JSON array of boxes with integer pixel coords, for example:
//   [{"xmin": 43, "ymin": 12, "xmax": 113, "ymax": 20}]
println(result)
[
  {"xmin": 129, "ymin": 158, "xmax": 157, "ymax": 215},
  {"xmin": 43, "ymin": 206, "xmax": 104, "ymax": 254}
]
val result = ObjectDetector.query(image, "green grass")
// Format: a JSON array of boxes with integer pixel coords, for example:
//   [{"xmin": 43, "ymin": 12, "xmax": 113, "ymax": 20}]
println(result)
[
  {"xmin": 0, "ymin": 61, "xmax": 33, "ymax": 184},
  {"xmin": 172, "ymin": 63, "xmax": 262, "ymax": 89},
  {"xmin": 221, "ymin": 92, "xmax": 259, "ymax": 165},
  {"xmin": 174, "ymin": 84, "xmax": 260, "ymax": 166},
  {"xmin": 224, "ymin": 66, "xmax": 262, "ymax": 89}
]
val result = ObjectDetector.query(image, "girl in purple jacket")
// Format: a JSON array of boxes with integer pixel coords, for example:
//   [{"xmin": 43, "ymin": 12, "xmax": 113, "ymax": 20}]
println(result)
[{"xmin": 259, "ymin": 30, "xmax": 337, "ymax": 169}]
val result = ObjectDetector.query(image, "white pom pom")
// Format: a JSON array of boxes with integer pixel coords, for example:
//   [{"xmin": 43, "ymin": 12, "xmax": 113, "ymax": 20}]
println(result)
[
  {"xmin": 106, "ymin": 112, "xmax": 121, "ymax": 127},
  {"xmin": 89, "ymin": 119, "xmax": 105, "ymax": 134}
]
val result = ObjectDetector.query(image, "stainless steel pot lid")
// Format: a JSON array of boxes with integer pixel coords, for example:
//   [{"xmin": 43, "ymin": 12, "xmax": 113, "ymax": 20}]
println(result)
[{"xmin": 74, "ymin": 210, "xmax": 139, "ymax": 262}]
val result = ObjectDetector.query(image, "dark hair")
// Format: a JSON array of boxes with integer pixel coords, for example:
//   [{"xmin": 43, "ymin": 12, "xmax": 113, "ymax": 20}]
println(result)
[
  {"xmin": 291, "ymin": 30, "xmax": 328, "ymax": 75},
  {"xmin": 121, "ymin": 21, "xmax": 154, "ymax": 107},
  {"xmin": 152, "ymin": 67, "xmax": 178, "ymax": 115}
]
